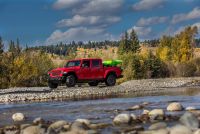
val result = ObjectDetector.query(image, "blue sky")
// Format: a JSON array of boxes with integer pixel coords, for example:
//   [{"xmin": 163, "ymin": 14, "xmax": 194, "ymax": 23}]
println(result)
[{"xmin": 0, "ymin": 0, "xmax": 200, "ymax": 47}]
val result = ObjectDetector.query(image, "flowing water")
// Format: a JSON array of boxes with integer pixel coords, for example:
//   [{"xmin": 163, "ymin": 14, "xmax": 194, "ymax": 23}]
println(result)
[{"xmin": 0, "ymin": 88, "xmax": 200, "ymax": 128}]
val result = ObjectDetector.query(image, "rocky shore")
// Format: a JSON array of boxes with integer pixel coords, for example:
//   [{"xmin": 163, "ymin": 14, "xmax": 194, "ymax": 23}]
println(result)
[
  {"xmin": 2, "ymin": 101, "xmax": 200, "ymax": 134},
  {"xmin": 1, "ymin": 77, "xmax": 200, "ymax": 103}
]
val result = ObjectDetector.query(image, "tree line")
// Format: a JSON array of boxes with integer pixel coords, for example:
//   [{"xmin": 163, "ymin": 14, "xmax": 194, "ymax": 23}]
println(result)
[
  {"xmin": 118, "ymin": 26, "xmax": 199, "ymax": 83},
  {"xmin": 0, "ymin": 38, "xmax": 54, "ymax": 89}
]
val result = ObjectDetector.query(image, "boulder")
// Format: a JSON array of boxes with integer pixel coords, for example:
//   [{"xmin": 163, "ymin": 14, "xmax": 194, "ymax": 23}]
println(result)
[
  {"xmin": 179, "ymin": 112, "xmax": 199, "ymax": 129},
  {"xmin": 167, "ymin": 102, "xmax": 183, "ymax": 111},
  {"xmin": 12, "ymin": 113, "xmax": 25, "ymax": 122},
  {"xmin": 113, "ymin": 113, "xmax": 131, "ymax": 125},
  {"xmin": 170, "ymin": 125, "xmax": 192, "ymax": 134},
  {"xmin": 148, "ymin": 122, "xmax": 167, "ymax": 130},
  {"xmin": 22, "ymin": 126, "xmax": 45, "ymax": 134}
]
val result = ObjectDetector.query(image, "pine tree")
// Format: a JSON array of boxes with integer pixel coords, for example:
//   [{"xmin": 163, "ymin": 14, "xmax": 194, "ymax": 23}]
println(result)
[
  {"xmin": 0, "ymin": 36, "xmax": 4, "ymax": 54},
  {"xmin": 129, "ymin": 29, "xmax": 140, "ymax": 53}
]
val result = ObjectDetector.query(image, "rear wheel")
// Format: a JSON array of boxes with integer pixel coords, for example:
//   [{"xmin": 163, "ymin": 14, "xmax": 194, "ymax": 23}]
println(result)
[
  {"xmin": 88, "ymin": 81, "xmax": 99, "ymax": 86},
  {"xmin": 105, "ymin": 74, "xmax": 116, "ymax": 86},
  {"xmin": 66, "ymin": 75, "xmax": 76, "ymax": 87},
  {"xmin": 48, "ymin": 82, "xmax": 58, "ymax": 89}
]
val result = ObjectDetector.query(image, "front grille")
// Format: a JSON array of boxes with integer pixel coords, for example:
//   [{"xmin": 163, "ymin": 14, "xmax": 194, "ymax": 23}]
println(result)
[{"xmin": 51, "ymin": 70, "xmax": 62, "ymax": 76}]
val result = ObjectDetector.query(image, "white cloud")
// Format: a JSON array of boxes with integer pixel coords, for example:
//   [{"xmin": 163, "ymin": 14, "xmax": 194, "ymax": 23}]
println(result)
[
  {"xmin": 137, "ymin": 16, "xmax": 169, "ymax": 26},
  {"xmin": 72, "ymin": 0, "xmax": 123, "ymax": 16},
  {"xmin": 171, "ymin": 7, "xmax": 200, "ymax": 24},
  {"xmin": 132, "ymin": 0, "xmax": 165, "ymax": 11},
  {"xmin": 53, "ymin": 0, "xmax": 85, "ymax": 9},
  {"xmin": 57, "ymin": 15, "xmax": 121, "ymax": 27},
  {"xmin": 45, "ymin": 27, "xmax": 113, "ymax": 44},
  {"xmin": 128, "ymin": 26, "xmax": 152, "ymax": 38}
]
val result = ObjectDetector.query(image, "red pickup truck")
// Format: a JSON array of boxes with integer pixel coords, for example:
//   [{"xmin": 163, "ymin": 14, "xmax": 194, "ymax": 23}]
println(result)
[{"xmin": 48, "ymin": 58, "xmax": 123, "ymax": 88}]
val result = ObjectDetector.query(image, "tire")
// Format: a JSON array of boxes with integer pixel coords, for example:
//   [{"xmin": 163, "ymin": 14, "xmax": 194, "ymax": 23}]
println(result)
[
  {"xmin": 66, "ymin": 75, "xmax": 76, "ymax": 87},
  {"xmin": 48, "ymin": 82, "xmax": 58, "ymax": 89},
  {"xmin": 105, "ymin": 74, "xmax": 116, "ymax": 86},
  {"xmin": 88, "ymin": 81, "xmax": 99, "ymax": 86}
]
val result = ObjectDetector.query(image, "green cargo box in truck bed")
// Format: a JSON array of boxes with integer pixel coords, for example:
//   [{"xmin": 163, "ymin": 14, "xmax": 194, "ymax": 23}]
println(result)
[{"xmin": 103, "ymin": 60, "xmax": 122, "ymax": 66}]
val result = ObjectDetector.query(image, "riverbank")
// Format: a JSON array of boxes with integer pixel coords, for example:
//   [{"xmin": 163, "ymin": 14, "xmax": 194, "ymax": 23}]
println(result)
[{"xmin": 1, "ymin": 77, "xmax": 200, "ymax": 103}]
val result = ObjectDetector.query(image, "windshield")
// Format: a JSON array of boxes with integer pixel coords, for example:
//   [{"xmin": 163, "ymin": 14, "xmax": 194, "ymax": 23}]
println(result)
[{"xmin": 65, "ymin": 60, "xmax": 81, "ymax": 67}]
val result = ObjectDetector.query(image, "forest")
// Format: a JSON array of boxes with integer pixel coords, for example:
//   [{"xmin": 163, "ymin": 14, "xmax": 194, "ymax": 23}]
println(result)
[{"xmin": 0, "ymin": 25, "xmax": 200, "ymax": 88}]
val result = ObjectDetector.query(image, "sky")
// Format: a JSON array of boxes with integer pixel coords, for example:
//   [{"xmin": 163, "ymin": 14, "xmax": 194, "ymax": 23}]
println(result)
[{"xmin": 0, "ymin": 0, "xmax": 200, "ymax": 47}]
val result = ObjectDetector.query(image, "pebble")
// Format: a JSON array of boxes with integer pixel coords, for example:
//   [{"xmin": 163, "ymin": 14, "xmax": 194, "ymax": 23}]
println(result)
[
  {"xmin": 12, "ymin": 113, "xmax": 25, "ymax": 122},
  {"xmin": 167, "ymin": 102, "xmax": 183, "ymax": 111}
]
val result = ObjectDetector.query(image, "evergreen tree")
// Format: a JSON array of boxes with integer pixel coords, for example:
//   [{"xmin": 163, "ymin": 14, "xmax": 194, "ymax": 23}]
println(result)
[
  {"xmin": 129, "ymin": 29, "xmax": 140, "ymax": 53},
  {"xmin": 0, "ymin": 36, "xmax": 4, "ymax": 54}
]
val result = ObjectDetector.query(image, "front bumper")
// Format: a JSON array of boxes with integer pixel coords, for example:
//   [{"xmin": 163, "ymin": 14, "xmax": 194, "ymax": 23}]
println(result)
[{"xmin": 48, "ymin": 76, "xmax": 66, "ymax": 84}]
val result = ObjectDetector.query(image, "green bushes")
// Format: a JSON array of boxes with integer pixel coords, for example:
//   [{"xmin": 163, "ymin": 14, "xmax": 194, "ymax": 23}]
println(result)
[{"xmin": 0, "ymin": 50, "xmax": 54, "ymax": 89}]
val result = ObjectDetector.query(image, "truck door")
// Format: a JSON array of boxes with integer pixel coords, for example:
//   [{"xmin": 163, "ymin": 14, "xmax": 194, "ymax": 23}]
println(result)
[
  {"xmin": 91, "ymin": 59, "xmax": 104, "ymax": 79},
  {"xmin": 79, "ymin": 60, "xmax": 91, "ymax": 79}
]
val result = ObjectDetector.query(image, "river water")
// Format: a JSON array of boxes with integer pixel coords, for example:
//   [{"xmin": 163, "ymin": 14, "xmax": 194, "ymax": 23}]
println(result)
[{"xmin": 0, "ymin": 88, "xmax": 200, "ymax": 127}]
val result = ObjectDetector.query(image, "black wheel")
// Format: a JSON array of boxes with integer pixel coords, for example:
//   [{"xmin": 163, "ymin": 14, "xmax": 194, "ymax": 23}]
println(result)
[
  {"xmin": 88, "ymin": 81, "xmax": 99, "ymax": 86},
  {"xmin": 66, "ymin": 75, "xmax": 76, "ymax": 87},
  {"xmin": 48, "ymin": 82, "xmax": 58, "ymax": 89},
  {"xmin": 105, "ymin": 74, "xmax": 116, "ymax": 86}
]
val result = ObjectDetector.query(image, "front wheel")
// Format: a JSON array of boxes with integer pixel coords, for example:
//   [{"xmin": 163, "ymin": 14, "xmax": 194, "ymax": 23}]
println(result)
[
  {"xmin": 48, "ymin": 82, "xmax": 58, "ymax": 89},
  {"xmin": 66, "ymin": 75, "xmax": 76, "ymax": 87},
  {"xmin": 105, "ymin": 74, "xmax": 116, "ymax": 86},
  {"xmin": 88, "ymin": 81, "xmax": 99, "ymax": 86}
]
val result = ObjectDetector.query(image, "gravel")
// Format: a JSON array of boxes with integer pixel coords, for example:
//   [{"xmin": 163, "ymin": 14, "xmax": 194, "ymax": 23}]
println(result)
[{"xmin": 1, "ymin": 77, "xmax": 200, "ymax": 103}]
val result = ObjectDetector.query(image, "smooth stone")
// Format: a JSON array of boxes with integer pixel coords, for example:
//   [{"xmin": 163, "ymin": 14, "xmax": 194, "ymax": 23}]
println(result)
[
  {"xmin": 194, "ymin": 129, "xmax": 200, "ymax": 134},
  {"xmin": 130, "ymin": 113, "xmax": 137, "ymax": 120},
  {"xmin": 142, "ymin": 110, "xmax": 150, "ymax": 115},
  {"xmin": 113, "ymin": 113, "xmax": 131, "ymax": 125},
  {"xmin": 12, "ymin": 113, "xmax": 25, "ymax": 122},
  {"xmin": 129, "ymin": 105, "xmax": 143, "ymax": 110},
  {"xmin": 186, "ymin": 106, "xmax": 197, "ymax": 111},
  {"xmin": 139, "ymin": 129, "xmax": 169, "ymax": 134},
  {"xmin": 70, "ymin": 121, "xmax": 89, "ymax": 130},
  {"xmin": 33, "ymin": 117, "xmax": 45, "ymax": 124},
  {"xmin": 170, "ymin": 125, "xmax": 192, "ymax": 134},
  {"xmin": 148, "ymin": 122, "xmax": 167, "ymax": 130},
  {"xmin": 149, "ymin": 109, "xmax": 165, "ymax": 117},
  {"xmin": 179, "ymin": 112, "xmax": 199, "ymax": 129},
  {"xmin": 48, "ymin": 120, "xmax": 68, "ymax": 130},
  {"xmin": 89, "ymin": 123, "xmax": 110, "ymax": 129},
  {"xmin": 167, "ymin": 102, "xmax": 183, "ymax": 111},
  {"xmin": 22, "ymin": 126, "xmax": 45, "ymax": 134},
  {"xmin": 75, "ymin": 119, "xmax": 90, "ymax": 126}
]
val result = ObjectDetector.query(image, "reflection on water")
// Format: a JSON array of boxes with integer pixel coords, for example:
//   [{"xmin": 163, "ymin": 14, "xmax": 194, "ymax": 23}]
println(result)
[{"xmin": 0, "ymin": 88, "xmax": 200, "ymax": 126}]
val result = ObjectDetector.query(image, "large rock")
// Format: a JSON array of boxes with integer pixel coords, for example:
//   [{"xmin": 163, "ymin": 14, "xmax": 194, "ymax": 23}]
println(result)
[
  {"xmin": 12, "ymin": 113, "xmax": 25, "ymax": 122},
  {"xmin": 149, "ymin": 109, "xmax": 165, "ymax": 117},
  {"xmin": 167, "ymin": 102, "xmax": 183, "ymax": 111},
  {"xmin": 113, "ymin": 113, "xmax": 131, "ymax": 125},
  {"xmin": 170, "ymin": 125, "xmax": 192, "ymax": 134},
  {"xmin": 22, "ymin": 126, "xmax": 45, "ymax": 134},
  {"xmin": 148, "ymin": 122, "xmax": 167, "ymax": 130},
  {"xmin": 179, "ymin": 112, "xmax": 199, "ymax": 129}
]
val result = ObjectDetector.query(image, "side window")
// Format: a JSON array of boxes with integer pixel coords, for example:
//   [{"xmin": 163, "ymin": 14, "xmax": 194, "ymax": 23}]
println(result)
[
  {"xmin": 82, "ymin": 60, "xmax": 90, "ymax": 68},
  {"xmin": 92, "ymin": 60, "xmax": 100, "ymax": 67}
]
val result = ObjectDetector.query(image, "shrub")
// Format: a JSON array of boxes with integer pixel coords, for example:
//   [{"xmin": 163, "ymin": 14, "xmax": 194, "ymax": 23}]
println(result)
[{"xmin": 176, "ymin": 62, "xmax": 197, "ymax": 77}]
